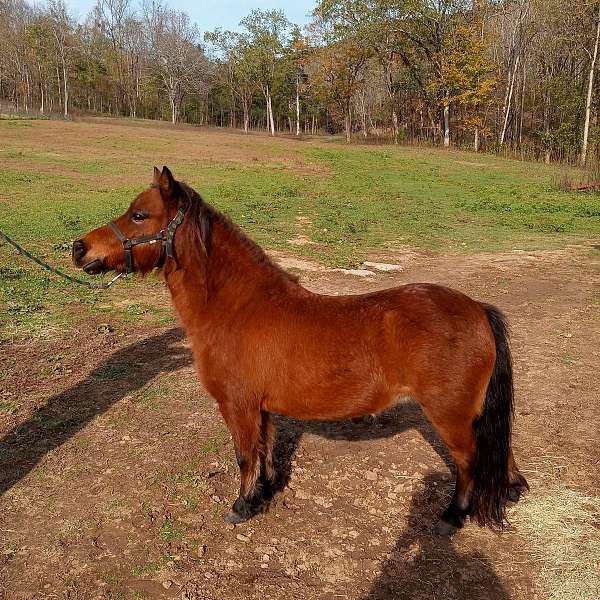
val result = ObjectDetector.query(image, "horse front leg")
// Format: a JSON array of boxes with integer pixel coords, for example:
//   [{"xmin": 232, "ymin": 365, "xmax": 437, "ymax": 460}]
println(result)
[{"xmin": 218, "ymin": 402, "xmax": 266, "ymax": 524}]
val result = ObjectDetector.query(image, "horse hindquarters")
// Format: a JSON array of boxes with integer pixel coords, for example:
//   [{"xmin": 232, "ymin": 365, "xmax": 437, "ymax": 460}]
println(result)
[{"xmin": 415, "ymin": 304, "xmax": 528, "ymax": 534}]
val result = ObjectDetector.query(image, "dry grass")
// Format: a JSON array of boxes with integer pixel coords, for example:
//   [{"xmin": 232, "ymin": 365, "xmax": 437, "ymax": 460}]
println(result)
[{"xmin": 512, "ymin": 481, "xmax": 600, "ymax": 600}]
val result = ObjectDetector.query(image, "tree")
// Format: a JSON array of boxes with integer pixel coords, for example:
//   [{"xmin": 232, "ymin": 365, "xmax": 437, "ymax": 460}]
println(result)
[
  {"xmin": 48, "ymin": 0, "xmax": 75, "ymax": 117},
  {"xmin": 205, "ymin": 29, "xmax": 258, "ymax": 133},
  {"xmin": 308, "ymin": 38, "xmax": 372, "ymax": 142},
  {"xmin": 239, "ymin": 9, "xmax": 292, "ymax": 136},
  {"xmin": 581, "ymin": 1, "xmax": 600, "ymax": 166},
  {"xmin": 429, "ymin": 22, "xmax": 497, "ymax": 151},
  {"xmin": 146, "ymin": 2, "xmax": 209, "ymax": 123}
]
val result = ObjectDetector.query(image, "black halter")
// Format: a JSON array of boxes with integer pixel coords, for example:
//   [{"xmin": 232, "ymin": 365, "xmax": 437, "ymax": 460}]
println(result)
[{"xmin": 108, "ymin": 208, "xmax": 185, "ymax": 274}]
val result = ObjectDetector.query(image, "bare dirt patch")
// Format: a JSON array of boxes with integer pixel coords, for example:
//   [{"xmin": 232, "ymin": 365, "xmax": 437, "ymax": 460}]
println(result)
[{"xmin": 0, "ymin": 245, "xmax": 599, "ymax": 600}]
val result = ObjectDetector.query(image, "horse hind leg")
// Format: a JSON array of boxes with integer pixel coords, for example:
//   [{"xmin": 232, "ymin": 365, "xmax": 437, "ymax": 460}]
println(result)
[
  {"xmin": 418, "ymin": 402, "xmax": 478, "ymax": 536},
  {"xmin": 433, "ymin": 442, "xmax": 476, "ymax": 536}
]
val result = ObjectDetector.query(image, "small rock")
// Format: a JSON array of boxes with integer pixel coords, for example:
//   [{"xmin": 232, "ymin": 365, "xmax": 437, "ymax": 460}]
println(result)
[
  {"xmin": 162, "ymin": 580, "xmax": 173, "ymax": 589},
  {"xmin": 197, "ymin": 545, "xmax": 207, "ymax": 557},
  {"xmin": 225, "ymin": 523, "xmax": 235, "ymax": 531},
  {"xmin": 335, "ymin": 268, "xmax": 374, "ymax": 277},
  {"xmin": 365, "ymin": 470, "xmax": 378, "ymax": 481},
  {"xmin": 236, "ymin": 534, "xmax": 250, "ymax": 543},
  {"xmin": 262, "ymin": 554, "xmax": 270, "ymax": 562},
  {"xmin": 362, "ymin": 261, "xmax": 403, "ymax": 272},
  {"xmin": 261, "ymin": 563, "xmax": 269, "ymax": 569},
  {"xmin": 211, "ymin": 495, "xmax": 221, "ymax": 503}
]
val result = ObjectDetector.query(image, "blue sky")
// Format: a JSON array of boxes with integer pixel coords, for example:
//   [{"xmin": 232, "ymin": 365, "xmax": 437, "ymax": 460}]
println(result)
[{"xmin": 67, "ymin": 1, "xmax": 315, "ymax": 35}]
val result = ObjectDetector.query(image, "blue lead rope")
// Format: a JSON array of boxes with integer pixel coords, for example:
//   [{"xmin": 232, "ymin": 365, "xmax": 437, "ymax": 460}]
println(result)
[{"xmin": 0, "ymin": 229, "xmax": 124, "ymax": 289}]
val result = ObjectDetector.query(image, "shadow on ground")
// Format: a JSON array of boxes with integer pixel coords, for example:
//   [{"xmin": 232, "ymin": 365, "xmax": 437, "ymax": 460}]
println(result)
[
  {"xmin": 0, "ymin": 328, "xmax": 190, "ymax": 497},
  {"xmin": 363, "ymin": 471, "xmax": 510, "ymax": 600},
  {"xmin": 271, "ymin": 412, "xmax": 509, "ymax": 599},
  {"xmin": 1, "ymin": 329, "xmax": 508, "ymax": 598}
]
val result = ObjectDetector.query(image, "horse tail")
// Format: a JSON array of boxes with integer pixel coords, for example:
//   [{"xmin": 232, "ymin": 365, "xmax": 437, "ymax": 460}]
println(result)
[{"xmin": 470, "ymin": 304, "xmax": 515, "ymax": 528}]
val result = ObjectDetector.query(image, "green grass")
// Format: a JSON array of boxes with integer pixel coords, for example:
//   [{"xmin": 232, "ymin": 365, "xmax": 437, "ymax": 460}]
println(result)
[
  {"xmin": 159, "ymin": 518, "xmax": 184, "ymax": 542},
  {"xmin": 1, "ymin": 117, "xmax": 598, "ymax": 338},
  {"xmin": 135, "ymin": 375, "xmax": 178, "ymax": 409}
]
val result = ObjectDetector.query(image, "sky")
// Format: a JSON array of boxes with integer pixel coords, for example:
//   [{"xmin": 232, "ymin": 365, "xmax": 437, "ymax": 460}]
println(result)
[{"xmin": 67, "ymin": 0, "xmax": 315, "ymax": 36}]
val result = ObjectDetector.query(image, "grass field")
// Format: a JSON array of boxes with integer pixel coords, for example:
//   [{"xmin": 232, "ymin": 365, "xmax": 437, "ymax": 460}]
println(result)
[
  {"xmin": 0, "ymin": 117, "xmax": 599, "ymax": 600},
  {"xmin": 1, "ymin": 116, "xmax": 599, "ymax": 339}
]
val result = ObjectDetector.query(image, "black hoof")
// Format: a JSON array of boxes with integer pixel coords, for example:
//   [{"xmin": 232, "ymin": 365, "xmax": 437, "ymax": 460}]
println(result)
[
  {"xmin": 433, "ymin": 519, "xmax": 459, "ymax": 536},
  {"xmin": 507, "ymin": 474, "xmax": 529, "ymax": 505},
  {"xmin": 224, "ymin": 510, "xmax": 250, "ymax": 524},
  {"xmin": 507, "ymin": 486, "xmax": 521, "ymax": 504},
  {"xmin": 225, "ymin": 494, "xmax": 263, "ymax": 525}
]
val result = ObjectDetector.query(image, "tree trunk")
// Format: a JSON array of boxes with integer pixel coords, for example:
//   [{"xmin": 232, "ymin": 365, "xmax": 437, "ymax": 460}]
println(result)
[
  {"xmin": 344, "ymin": 106, "xmax": 352, "ymax": 143},
  {"xmin": 170, "ymin": 95, "xmax": 177, "ymax": 123},
  {"xmin": 392, "ymin": 110, "xmax": 399, "ymax": 144},
  {"xmin": 266, "ymin": 87, "xmax": 275, "ymax": 136},
  {"xmin": 61, "ymin": 54, "xmax": 68, "ymax": 118},
  {"xmin": 243, "ymin": 100, "xmax": 249, "ymax": 133},
  {"xmin": 474, "ymin": 127, "xmax": 480, "ymax": 152},
  {"xmin": 518, "ymin": 61, "xmax": 527, "ymax": 148},
  {"xmin": 296, "ymin": 76, "xmax": 300, "ymax": 136},
  {"xmin": 500, "ymin": 54, "xmax": 520, "ymax": 148},
  {"xmin": 582, "ymin": 3, "xmax": 600, "ymax": 166},
  {"xmin": 443, "ymin": 94, "xmax": 450, "ymax": 147},
  {"xmin": 544, "ymin": 89, "xmax": 551, "ymax": 164},
  {"xmin": 56, "ymin": 64, "xmax": 62, "ymax": 112}
]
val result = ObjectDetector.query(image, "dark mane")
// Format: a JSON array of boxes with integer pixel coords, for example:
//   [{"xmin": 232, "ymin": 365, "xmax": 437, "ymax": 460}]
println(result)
[{"xmin": 176, "ymin": 181, "xmax": 299, "ymax": 284}]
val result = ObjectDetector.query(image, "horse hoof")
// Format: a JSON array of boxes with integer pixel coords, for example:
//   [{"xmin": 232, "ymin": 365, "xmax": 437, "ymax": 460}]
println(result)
[
  {"xmin": 507, "ymin": 477, "xmax": 529, "ymax": 505},
  {"xmin": 224, "ymin": 510, "xmax": 249, "ymax": 525},
  {"xmin": 433, "ymin": 519, "xmax": 459, "ymax": 536},
  {"xmin": 507, "ymin": 487, "xmax": 521, "ymax": 504}
]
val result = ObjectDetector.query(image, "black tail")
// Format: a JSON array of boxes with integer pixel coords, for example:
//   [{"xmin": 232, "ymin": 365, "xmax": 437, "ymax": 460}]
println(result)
[{"xmin": 470, "ymin": 305, "xmax": 515, "ymax": 528}]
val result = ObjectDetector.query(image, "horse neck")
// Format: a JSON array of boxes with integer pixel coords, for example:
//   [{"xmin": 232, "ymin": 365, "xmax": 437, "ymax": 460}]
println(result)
[{"xmin": 164, "ymin": 218, "xmax": 292, "ymax": 336}]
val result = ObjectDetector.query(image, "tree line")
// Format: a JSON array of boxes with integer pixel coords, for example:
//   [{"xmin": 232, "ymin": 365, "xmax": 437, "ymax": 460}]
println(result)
[{"xmin": 1, "ymin": 0, "xmax": 600, "ymax": 165}]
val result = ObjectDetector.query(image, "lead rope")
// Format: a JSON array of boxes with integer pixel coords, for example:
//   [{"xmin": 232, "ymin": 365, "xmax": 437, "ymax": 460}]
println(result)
[{"xmin": 0, "ymin": 229, "xmax": 124, "ymax": 289}]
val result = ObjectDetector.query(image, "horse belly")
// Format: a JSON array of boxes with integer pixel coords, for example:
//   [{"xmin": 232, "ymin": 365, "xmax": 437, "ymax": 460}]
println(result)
[{"xmin": 263, "ymin": 370, "xmax": 399, "ymax": 421}]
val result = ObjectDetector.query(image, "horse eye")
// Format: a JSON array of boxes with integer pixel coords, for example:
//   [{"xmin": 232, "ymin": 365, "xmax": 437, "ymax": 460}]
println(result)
[{"xmin": 131, "ymin": 212, "xmax": 147, "ymax": 223}]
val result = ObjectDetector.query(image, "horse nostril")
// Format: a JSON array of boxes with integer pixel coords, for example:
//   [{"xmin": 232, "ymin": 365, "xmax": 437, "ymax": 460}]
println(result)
[{"xmin": 72, "ymin": 239, "xmax": 87, "ymax": 262}]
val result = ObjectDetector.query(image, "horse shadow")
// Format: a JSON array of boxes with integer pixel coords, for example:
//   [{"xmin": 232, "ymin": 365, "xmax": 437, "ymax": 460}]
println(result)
[
  {"xmin": 0, "ymin": 328, "xmax": 190, "ymax": 497},
  {"xmin": 270, "ymin": 415, "xmax": 510, "ymax": 600},
  {"xmin": 363, "ymin": 470, "xmax": 510, "ymax": 599},
  {"xmin": 270, "ymin": 403, "xmax": 453, "ymax": 493}
]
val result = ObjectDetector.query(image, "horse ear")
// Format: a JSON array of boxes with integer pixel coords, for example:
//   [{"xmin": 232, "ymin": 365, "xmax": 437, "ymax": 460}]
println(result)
[
  {"xmin": 159, "ymin": 166, "xmax": 175, "ymax": 198},
  {"xmin": 153, "ymin": 166, "xmax": 161, "ymax": 185}
]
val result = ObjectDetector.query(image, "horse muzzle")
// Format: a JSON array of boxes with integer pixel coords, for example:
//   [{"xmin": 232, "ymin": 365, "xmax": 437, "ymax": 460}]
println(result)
[{"xmin": 82, "ymin": 258, "xmax": 106, "ymax": 275}]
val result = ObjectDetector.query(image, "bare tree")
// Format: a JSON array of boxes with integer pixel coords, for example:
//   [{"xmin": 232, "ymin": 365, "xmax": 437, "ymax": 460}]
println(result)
[
  {"xmin": 581, "ymin": 1, "xmax": 600, "ymax": 166},
  {"xmin": 48, "ymin": 0, "xmax": 74, "ymax": 118},
  {"xmin": 146, "ymin": 2, "xmax": 209, "ymax": 123}
]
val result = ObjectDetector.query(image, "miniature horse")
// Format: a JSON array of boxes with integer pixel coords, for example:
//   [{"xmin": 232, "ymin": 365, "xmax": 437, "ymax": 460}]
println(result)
[{"xmin": 73, "ymin": 166, "xmax": 528, "ymax": 534}]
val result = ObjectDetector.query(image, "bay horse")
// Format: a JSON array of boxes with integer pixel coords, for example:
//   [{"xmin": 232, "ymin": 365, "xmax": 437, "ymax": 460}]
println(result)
[{"xmin": 73, "ymin": 166, "xmax": 528, "ymax": 535}]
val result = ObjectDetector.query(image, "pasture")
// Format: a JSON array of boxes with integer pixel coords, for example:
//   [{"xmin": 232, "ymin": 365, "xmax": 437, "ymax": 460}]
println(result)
[{"xmin": 0, "ymin": 117, "xmax": 599, "ymax": 600}]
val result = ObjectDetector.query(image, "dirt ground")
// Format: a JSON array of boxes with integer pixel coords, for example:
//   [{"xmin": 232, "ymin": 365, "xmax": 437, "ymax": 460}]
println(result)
[{"xmin": 1, "ymin": 244, "xmax": 599, "ymax": 600}]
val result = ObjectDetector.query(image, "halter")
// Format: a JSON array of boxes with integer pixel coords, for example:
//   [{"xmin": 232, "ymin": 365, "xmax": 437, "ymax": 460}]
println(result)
[{"xmin": 108, "ymin": 207, "xmax": 185, "ymax": 274}]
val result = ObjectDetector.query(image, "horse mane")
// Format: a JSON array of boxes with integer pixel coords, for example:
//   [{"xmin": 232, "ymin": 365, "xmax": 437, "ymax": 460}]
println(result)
[{"xmin": 176, "ymin": 181, "xmax": 299, "ymax": 284}]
